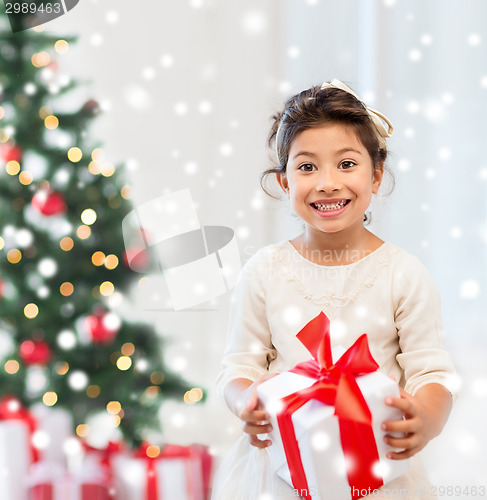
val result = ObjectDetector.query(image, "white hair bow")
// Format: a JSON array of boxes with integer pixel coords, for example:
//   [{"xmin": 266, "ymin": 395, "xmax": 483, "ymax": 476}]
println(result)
[{"xmin": 321, "ymin": 79, "xmax": 393, "ymax": 149}]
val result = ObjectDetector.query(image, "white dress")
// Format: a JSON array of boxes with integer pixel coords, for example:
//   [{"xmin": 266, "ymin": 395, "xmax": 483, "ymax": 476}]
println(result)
[{"xmin": 212, "ymin": 241, "xmax": 456, "ymax": 500}]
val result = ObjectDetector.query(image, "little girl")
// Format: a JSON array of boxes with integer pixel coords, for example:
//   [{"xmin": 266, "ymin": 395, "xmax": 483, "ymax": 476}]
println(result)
[{"xmin": 211, "ymin": 79, "xmax": 456, "ymax": 500}]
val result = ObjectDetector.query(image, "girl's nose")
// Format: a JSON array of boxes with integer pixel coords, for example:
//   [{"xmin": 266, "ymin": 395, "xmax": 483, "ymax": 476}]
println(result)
[{"xmin": 315, "ymin": 168, "xmax": 341, "ymax": 192}]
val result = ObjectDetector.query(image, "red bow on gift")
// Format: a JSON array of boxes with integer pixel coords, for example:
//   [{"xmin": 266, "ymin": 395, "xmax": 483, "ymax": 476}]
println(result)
[
  {"xmin": 82, "ymin": 439, "xmax": 125, "ymax": 483},
  {"xmin": 277, "ymin": 312, "xmax": 383, "ymax": 500}
]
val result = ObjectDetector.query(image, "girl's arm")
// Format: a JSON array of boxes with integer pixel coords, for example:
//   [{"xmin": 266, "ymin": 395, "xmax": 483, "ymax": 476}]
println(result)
[
  {"xmin": 387, "ymin": 253, "xmax": 457, "ymax": 459},
  {"xmin": 224, "ymin": 377, "xmax": 275, "ymax": 449},
  {"xmin": 381, "ymin": 383, "xmax": 452, "ymax": 460}
]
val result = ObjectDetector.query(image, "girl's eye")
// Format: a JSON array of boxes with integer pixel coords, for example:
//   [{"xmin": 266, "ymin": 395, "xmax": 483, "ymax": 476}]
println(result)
[
  {"xmin": 339, "ymin": 161, "xmax": 356, "ymax": 170},
  {"xmin": 298, "ymin": 163, "xmax": 316, "ymax": 172}
]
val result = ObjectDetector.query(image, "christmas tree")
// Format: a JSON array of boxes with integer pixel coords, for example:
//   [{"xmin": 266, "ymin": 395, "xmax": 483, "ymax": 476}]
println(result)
[{"xmin": 0, "ymin": 7, "xmax": 201, "ymax": 448}]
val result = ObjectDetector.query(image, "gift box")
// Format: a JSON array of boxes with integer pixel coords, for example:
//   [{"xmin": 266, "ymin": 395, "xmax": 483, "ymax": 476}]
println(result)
[
  {"xmin": 0, "ymin": 395, "xmax": 38, "ymax": 500},
  {"xmin": 28, "ymin": 461, "xmax": 70, "ymax": 500},
  {"xmin": 0, "ymin": 394, "xmax": 39, "ymax": 463},
  {"xmin": 0, "ymin": 420, "xmax": 30, "ymax": 500},
  {"xmin": 27, "ymin": 459, "xmax": 111, "ymax": 500},
  {"xmin": 31, "ymin": 403, "xmax": 74, "ymax": 465},
  {"xmin": 112, "ymin": 443, "xmax": 204, "ymax": 500},
  {"xmin": 257, "ymin": 312, "xmax": 410, "ymax": 500}
]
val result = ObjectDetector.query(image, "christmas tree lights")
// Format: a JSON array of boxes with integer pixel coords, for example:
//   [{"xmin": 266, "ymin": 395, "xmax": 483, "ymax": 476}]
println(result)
[{"xmin": 0, "ymin": 8, "xmax": 199, "ymax": 448}]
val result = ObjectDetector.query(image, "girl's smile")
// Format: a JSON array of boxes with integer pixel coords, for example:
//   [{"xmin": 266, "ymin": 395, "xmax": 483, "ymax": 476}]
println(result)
[{"xmin": 310, "ymin": 198, "xmax": 351, "ymax": 217}]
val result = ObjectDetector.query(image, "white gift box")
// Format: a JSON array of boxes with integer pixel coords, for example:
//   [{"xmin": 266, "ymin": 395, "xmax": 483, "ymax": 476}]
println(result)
[
  {"xmin": 31, "ymin": 404, "xmax": 74, "ymax": 465},
  {"xmin": 257, "ymin": 350, "xmax": 410, "ymax": 500},
  {"xmin": 112, "ymin": 452, "xmax": 204, "ymax": 500},
  {"xmin": 27, "ymin": 459, "xmax": 110, "ymax": 500},
  {"xmin": 0, "ymin": 421, "xmax": 30, "ymax": 500}
]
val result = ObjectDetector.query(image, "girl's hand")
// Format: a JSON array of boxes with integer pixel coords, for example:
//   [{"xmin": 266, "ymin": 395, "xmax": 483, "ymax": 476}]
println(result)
[
  {"xmin": 236, "ymin": 374, "xmax": 277, "ymax": 449},
  {"xmin": 381, "ymin": 386, "xmax": 438, "ymax": 460}
]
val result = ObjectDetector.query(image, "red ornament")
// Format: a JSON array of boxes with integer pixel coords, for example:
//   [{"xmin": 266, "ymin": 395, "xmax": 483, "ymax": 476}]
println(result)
[
  {"xmin": 82, "ymin": 99, "xmax": 101, "ymax": 117},
  {"xmin": 19, "ymin": 339, "xmax": 52, "ymax": 366},
  {"xmin": 85, "ymin": 309, "xmax": 119, "ymax": 345},
  {"xmin": 32, "ymin": 189, "xmax": 67, "ymax": 216},
  {"xmin": 0, "ymin": 143, "xmax": 22, "ymax": 163}
]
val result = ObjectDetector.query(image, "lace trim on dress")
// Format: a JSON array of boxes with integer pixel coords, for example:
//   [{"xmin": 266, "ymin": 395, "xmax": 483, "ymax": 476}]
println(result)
[{"xmin": 273, "ymin": 244, "xmax": 393, "ymax": 318}]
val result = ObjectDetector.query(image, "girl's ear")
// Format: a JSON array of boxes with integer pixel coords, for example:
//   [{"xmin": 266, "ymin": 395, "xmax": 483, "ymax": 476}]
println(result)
[
  {"xmin": 372, "ymin": 163, "xmax": 384, "ymax": 194},
  {"xmin": 276, "ymin": 172, "xmax": 289, "ymax": 194}
]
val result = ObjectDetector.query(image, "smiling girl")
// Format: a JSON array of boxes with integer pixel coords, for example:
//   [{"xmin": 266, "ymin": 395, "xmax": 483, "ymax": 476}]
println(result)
[{"xmin": 211, "ymin": 80, "xmax": 456, "ymax": 499}]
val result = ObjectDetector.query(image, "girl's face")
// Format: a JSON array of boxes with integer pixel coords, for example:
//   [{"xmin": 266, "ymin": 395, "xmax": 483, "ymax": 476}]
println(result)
[{"xmin": 277, "ymin": 123, "xmax": 383, "ymax": 239}]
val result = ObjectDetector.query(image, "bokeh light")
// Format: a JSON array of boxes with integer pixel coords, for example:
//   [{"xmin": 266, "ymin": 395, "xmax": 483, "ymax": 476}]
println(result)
[
  {"xmin": 24, "ymin": 303, "xmax": 39, "ymax": 318},
  {"xmin": 4, "ymin": 360, "xmax": 20, "ymax": 374},
  {"xmin": 57, "ymin": 330, "xmax": 76, "ymax": 350},
  {"xmin": 101, "ymin": 164, "xmax": 115, "ymax": 177},
  {"xmin": 7, "ymin": 248, "xmax": 22, "ymax": 263},
  {"xmin": 68, "ymin": 370, "xmax": 89, "ymax": 391},
  {"xmin": 6, "ymin": 161, "xmax": 20, "ymax": 175},
  {"xmin": 31, "ymin": 52, "xmax": 50, "ymax": 67},
  {"xmin": 55, "ymin": 362, "xmax": 69, "ymax": 375},
  {"xmin": 76, "ymin": 225, "xmax": 91, "ymax": 239},
  {"xmin": 60, "ymin": 282, "xmax": 74, "ymax": 296},
  {"xmin": 32, "ymin": 430, "xmax": 50, "ymax": 450},
  {"xmin": 145, "ymin": 386, "xmax": 160, "ymax": 399},
  {"xmin": 106, "ymin": 401, "xmax": 122, "ymax": 414},
  {"xmin": 86, "ymin": 385, "xmax": 101, "ymax": 398},
  {"xmin": 146, "ymin": 445, "xmax": 160, "ymax": 458},
  {"xmin": 38, "ymin": 257, "xmax": 57, "ymax": 277},
  {"xmin": 88, "ymin": 161, "xmax": 101, "ymax": 175},
  {"xmin": 120, "ymin": 186, "xmax": 131, "ymax": 199},
  {"xmin": 44, "ymin": 115, "xmax": 59, "ymax": 129},
  {"xmin": 54, "ymin": 40, "xmax": 69, "ymax": 54},
  {"xmin": 67, "ymin": 147, "xmax": 82, "ymax": 163},
  {"xmin": 100, "ymin": 281, "xmax": 114, "ymax": 296},
  {"xmin": 81, "ymin": 208, "xmax": 97, "ymax": 225},
  {"xmin": 184, "ymin": 387, "xmax": 203, "ymax": 404},
  {"xmin": 42, "ymin": 392, "xmax": 58, "ymax": 406},
  {"xmin": 60, "ymin": 237, "xmax": 74, "ymax": 251},
  {"xmin": 104, "ymin": 254, "xmax": 119, "ymax": 269},
  {"xmin": 19, "ymin": 171, "xmax": 33, "ymax": 185},
  {"xmin": 92, "ymin": 251, "xmax": 105, "ymax": 266},
  {"xmin": 76, "ymin": 424, "xmax": 89, "ymax": 437},
  {"xmin": 121, "ymin": 343, "xmax": 135, "ymax": 356},
  {"xmin": 150, "ymin": 371, "xmax": 164, "ymax": 384},
  {"xmin": 116, "ymin": 356, "xmax": 132, "ymax": 371}
]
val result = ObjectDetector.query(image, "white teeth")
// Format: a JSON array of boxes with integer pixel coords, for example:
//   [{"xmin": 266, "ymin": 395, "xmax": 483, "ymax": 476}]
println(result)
[{"xmin": 313, "ymin": 200, "xmax": 347, "ymax": 211}]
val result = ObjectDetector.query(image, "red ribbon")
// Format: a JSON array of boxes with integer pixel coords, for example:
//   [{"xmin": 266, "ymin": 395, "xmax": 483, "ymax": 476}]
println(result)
[
  {"xmin": 136, "ymin": 443, "xmax": 199, "ymax": 500},
  {"xmin": 83, "ymin": 440, "xmax": 124, "ymax": 481},
  {"xmin": 187, "ymin": 444, "xmax": 213, "ymax": 500},
  {"xmin": 276, "ymin": 312, "xmax": 383, "ymax": 500},
  {"xmin": 136, "ymin": 443, "xmax": 158, "ymax": 500}
]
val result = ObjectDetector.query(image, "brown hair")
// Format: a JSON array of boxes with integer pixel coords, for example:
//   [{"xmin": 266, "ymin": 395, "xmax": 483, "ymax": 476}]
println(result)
[{"xmin": 261, "ymin": 84, "xmax": 394, "ymax": 197}]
